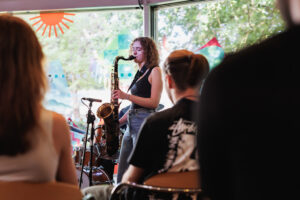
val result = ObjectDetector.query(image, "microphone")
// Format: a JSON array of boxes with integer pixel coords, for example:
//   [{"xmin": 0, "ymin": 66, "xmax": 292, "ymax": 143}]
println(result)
[{"xmin": 81, "ymin": 97, "xmax": 102, "ymax": 102}]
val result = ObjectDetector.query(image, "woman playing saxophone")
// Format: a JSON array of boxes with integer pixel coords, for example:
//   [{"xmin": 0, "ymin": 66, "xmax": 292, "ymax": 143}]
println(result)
[{"xmin": 112, "ymin": 37, "xmax": 163, "ymax": 183}]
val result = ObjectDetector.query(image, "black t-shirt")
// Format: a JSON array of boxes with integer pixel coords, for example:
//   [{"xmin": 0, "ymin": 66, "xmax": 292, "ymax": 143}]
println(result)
[{"xmin": 128, "ymin": 98, "xmax": 199, "ymax": 182}]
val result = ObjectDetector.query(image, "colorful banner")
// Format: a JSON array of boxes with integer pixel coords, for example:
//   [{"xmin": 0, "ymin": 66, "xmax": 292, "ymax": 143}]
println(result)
[{"xmin": 195, "ymin": 37, "xmax": 225, "ymax": 70}]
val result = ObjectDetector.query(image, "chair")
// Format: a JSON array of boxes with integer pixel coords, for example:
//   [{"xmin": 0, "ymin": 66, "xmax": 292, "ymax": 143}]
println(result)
[
  {"xmin": 110, "ymin": 170, "xmax": 203, "ymax": 200},
  {"xmin": 0, "ymin": 181, "xmax": 89, "ymax": 200},
  {"xmin": 144, "ymin": 170, "xmax": 200, "ymax": 189}
]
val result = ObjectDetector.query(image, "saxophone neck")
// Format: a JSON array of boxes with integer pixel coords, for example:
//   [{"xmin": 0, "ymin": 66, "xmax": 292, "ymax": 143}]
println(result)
[
  {"xmin": 115, "ymin": 55, "xmax": 135, "ymax": 62},
  {"xmin": 113, "ymin": 57, "xmax": 121, "ymax": 72},
  {"xmin": 115, "ymin": 56, "xmax": 122, "ymax": 62}
]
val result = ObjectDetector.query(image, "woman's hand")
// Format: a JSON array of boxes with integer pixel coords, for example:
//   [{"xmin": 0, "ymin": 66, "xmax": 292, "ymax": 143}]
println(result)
[
  {"xmin": 119, "ymin": 113, "xmax": 128, "ymax": 125},
  {"xmin": 113, "ymin": 89, "xmax": 129, "ymax": 100}
]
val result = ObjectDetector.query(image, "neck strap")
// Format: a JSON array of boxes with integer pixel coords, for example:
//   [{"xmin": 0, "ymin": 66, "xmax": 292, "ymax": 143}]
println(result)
[{"xmin": 127, "ymin": 63, "xmax": 148, "ymax": 92}]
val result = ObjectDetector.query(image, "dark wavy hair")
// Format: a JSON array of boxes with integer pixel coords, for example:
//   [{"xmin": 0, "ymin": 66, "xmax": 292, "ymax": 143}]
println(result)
[
  {"xmin": 163, "ymin": 49, "xmax": 209, "ymax": 91},
  {"xmin": 0, "ymin": 15, "xmax": 47, "ymax": 156},
  {"xmin": 130, "ymin": 37, "xmax": 159, "ymax": 68}
]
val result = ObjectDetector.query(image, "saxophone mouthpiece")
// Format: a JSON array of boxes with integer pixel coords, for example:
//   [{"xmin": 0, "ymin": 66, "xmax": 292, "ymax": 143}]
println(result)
[{"xmin": 128, "ymin": 55, "xmax": 136, "ymax": 60}]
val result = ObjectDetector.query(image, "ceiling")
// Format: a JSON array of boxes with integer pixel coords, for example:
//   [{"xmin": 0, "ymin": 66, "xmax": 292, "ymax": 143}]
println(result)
[{"xmin": 0, "ymin": 0, "xmax": 183, "ymax": 12}]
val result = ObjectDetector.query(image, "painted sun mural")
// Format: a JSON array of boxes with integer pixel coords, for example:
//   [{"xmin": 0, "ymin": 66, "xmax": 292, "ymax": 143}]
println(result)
[{"xmin": 30, "ymin": 12, "xmax": 75, "ymax": 37}]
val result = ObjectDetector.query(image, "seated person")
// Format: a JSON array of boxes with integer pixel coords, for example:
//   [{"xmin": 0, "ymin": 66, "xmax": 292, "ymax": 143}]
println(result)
[
  {"xmin": 122, "ymin": 49, "xmax": 209, "ymax": 183},
  {"xmin": 82, "ymin": 49, "xmax": 209, "ymax": 199},
  {"xmin": 0, "ymin": 15, "xmax": 77, "ymax": 185}
]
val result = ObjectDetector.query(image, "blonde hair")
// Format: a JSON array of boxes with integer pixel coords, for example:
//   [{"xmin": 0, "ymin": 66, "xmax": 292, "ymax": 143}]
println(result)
[{"xmin": 0, "ymin": 15, "xmax": 47, "ymax": 155}]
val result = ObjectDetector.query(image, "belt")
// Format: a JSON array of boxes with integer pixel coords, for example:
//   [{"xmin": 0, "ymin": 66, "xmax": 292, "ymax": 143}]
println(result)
[{"xmin": 129, "ymin": 108, "xmax": 155, "ymax": 113}]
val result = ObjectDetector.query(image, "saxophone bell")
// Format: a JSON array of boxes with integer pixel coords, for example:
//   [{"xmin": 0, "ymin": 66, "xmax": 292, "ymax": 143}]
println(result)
[{"xmin": 96, "ymin": 103, "xmax": 113, "ymax": 119}]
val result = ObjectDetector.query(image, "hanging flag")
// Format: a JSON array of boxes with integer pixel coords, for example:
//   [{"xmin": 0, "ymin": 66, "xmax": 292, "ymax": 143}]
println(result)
[{"xmin": 194, "ymin": 37, "xmax": 225, "ymax": 70}]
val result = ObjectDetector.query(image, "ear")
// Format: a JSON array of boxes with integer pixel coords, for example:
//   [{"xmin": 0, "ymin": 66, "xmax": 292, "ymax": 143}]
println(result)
[{"xmin": 165, "ymin": 74, "xmax": 175, "ymax": 89}]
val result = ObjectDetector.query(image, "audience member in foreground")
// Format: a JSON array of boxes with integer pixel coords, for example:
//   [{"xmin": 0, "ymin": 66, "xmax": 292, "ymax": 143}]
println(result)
[
  {"xmin": 197, "ymin": 0, "xmax": 300, "ymax": 199},
  {"xmin": 0, "ymin": 14, "xmax": 77, "ymax": 185}
]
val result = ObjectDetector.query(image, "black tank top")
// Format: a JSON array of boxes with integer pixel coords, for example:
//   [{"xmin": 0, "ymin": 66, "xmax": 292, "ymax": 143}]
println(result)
[{"xmin": 130, "ymin": 67, "xmax": 156, "ymax": 109}]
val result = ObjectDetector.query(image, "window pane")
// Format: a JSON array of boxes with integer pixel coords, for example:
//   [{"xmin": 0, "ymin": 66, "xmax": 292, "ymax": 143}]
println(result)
[
  {"xmin": 156, "ymin": 0, "xmax": 284, "ymax": 62},
  {"xmin": 155, "ymin": 0, "xmax": 284, "ymax": 108},
  {"xmin": 14, "ymin": 9, "xmax": 143, "ymax": 131}
]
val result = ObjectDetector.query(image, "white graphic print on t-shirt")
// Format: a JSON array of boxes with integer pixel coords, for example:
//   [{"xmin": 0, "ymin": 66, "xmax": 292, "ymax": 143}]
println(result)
[{"xmin": 158, "ymin": 118, "xmax": 199, "ymax": 173}]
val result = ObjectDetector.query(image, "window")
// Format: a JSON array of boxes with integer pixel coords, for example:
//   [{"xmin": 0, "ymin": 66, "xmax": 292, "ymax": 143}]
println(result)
[
  {"xmin": 14, "ymin": 9, "xmax": 143, "ymax": 130},
  {"xmin": 155, "ymin": 0, "xmax": 284, "ymax": 62},
  {"xmin": 154, "ymin": 0, "xmax": 284, "ymax": 108},
  {"xmin": 10, "ymin": 0, "xmax": 285, "ymax": 129}
]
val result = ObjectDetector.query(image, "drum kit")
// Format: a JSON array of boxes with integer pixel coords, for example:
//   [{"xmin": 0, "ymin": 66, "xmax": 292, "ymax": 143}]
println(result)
[
  {"xmin": 72, "ymin": 130, "xmax": 119, "ymax": 189},
  {"xmin": 73, "ymin": 145, "xmax": 114, "ymax": 189},
  {"xmin": 72, "ymin": 97, "xmax": 124, "ymax": 189},
  {"xmin": 71, "ymin": 117, "xmax": 121, "ymax": 189}
]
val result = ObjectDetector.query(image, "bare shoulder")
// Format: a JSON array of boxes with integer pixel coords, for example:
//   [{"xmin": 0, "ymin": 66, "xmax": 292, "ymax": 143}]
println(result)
[
  {"xmin": 151, "ymin": 66, "xmax": 162, "ymax": 74},
  {"xmin": 51, "ymin": 111, "xmax": 70, "ymax": 145},
  {"xmin": 52, "ymin": 112, "xmax": 69, "ymax": 131},
  {"xmin": 52, "ymin": 111, "xmax": 66, "ymax": 122},
  {"xmin": 149, "ymin": 66, "xmax": 162, "ymax": 82}
]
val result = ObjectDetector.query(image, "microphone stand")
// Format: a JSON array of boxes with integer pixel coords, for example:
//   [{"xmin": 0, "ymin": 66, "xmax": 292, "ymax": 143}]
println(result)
[{"xmin": 79, "ymin": 100, "xmax": 96, "ymax": 188}]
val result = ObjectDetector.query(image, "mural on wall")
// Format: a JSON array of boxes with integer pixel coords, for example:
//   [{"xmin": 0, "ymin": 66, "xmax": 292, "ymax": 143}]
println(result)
[
  {"xmin": 45, "ymin": 60, "xmax": 72, "ymax": 113},
  {"xmin": 43, "ymin": 34, "xmax": 134, "ymax": 149},
  {"xmin": 30, "ymin": 12, "xmax": 75, "ymax": 37},
  {"xmin": 68, "ymin": 118, "xmax": 85, "ymax": 148},
  {"xmin": 45, "ymin": 61, "xmax": 84, "ymax": 149},
  {"xmin": 103, "ymin": 33, "xmax": 135, "ymax": 80}
]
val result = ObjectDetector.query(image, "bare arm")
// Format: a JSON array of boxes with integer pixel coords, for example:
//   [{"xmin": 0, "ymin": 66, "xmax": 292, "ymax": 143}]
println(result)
[
  {"xmin": 121, "ymin": 165, "xmax": 145, "ymax": 183},
  {"xmin": 52, "ymin": 112, "xmax": 78, "ymax": 185},
  {"xmin": 114, "ymin": 67, "xmax": 163, "ymax": 109},
  {"xmin": 119, "ymin": 110, "xmax": 129, "ymax": 125}
]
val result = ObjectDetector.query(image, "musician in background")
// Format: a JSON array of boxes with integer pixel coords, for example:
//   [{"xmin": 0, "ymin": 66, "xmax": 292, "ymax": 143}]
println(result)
[
  {"xmin": 113, "ymin": 37, "xmax": 163, "ymax": 183},
  {"xmin": 0, "ymin": 15, "xmax": 77, "ymax": 185}
]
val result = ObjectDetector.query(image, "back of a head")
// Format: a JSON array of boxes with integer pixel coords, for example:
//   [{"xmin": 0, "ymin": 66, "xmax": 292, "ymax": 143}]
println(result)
[
  {"xmin": 163, "ymin": 49, "xmax": 209, "ymax": 91},
  {"xmin": 0, "ymin": 15, "xmax": 46, "ymax": 156}
]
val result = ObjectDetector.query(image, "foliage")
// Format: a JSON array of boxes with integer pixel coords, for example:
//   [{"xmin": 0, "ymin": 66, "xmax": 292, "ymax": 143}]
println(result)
[{"xmin": 157, "ymin": 0, "xmax": 285, "ymax": 53}]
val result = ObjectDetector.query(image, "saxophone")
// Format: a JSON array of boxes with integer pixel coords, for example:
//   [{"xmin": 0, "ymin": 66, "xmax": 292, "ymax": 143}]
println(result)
[{"xmin": 96, "ymin": 55, "xmax": 135, "ymax": 156}]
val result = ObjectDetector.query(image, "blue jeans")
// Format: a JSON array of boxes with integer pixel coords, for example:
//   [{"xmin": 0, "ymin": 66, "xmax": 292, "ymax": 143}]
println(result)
[{"xmin": 117, "ymin": 108, "xmax": 154, "ymax": 183}]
